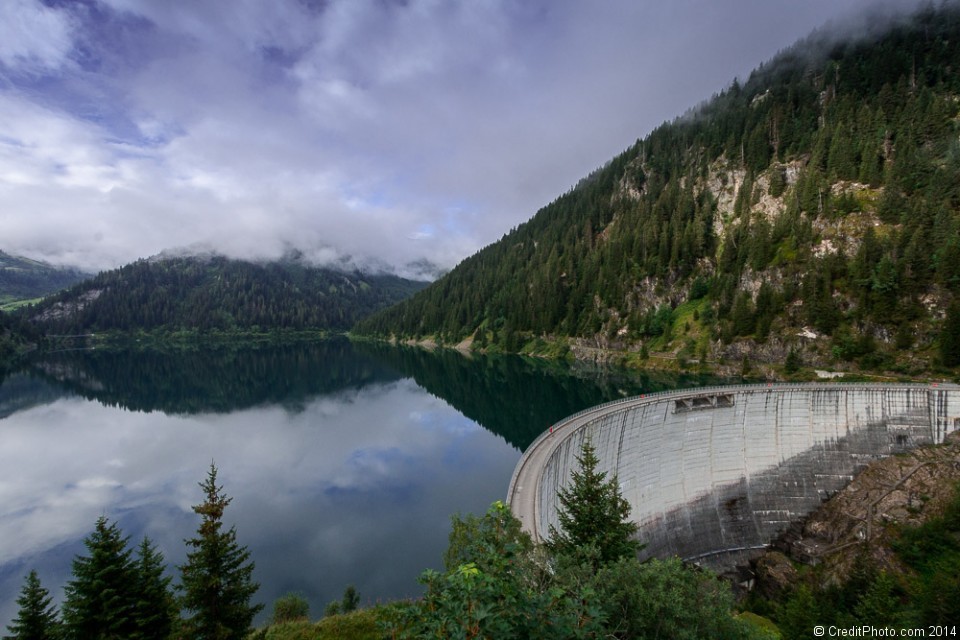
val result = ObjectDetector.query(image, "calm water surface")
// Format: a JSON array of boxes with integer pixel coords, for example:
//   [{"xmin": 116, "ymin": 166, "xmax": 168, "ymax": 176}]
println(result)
[{"xmin": 0, "ymin": 339, "xmax": 718, "ymax": 626}]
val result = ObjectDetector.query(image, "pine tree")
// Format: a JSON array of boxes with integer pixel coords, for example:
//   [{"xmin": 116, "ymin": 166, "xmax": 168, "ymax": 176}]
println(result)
[
  {"xmin": 178, "ymin": 463, "xmax": 262, "ymax": 640},
  {"xmin": 340, "ymin": 585, "xmax": 360, "ymax": 613},
  {"xmin": 131, "ymin": 537, "xmax": 176, "ymax": 640},
  {"xmin": 5, "ymin": 570, "xmax": 61, "ymax": 640},
  {"xmin": 61, "ymin": 516, "xmax": 138, "ymax": 640},
  {"xmin": 941, "ymin": 300, "xmax": 960, "ymax": 367},
  {"xmin": 784, "ymin": 347, "xmax": 802, "ymax": 374},
  {"xmin": 547, "ymin": 436, "xmax": 640, "ymax": 566},
  {"xmin": 778, "ymin": 584, "xmax": 822, "ymax": 640},
  {"xmin": 853, "ymin": 571, "xmax": 903, "ymax": 627},
  {"xmin": 731, "ymin": 290, "xmax": 756, "ymax": 336}
]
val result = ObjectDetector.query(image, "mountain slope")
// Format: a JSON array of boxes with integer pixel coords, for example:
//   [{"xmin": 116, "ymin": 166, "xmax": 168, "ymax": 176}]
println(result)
[
  {"xmin": 25, "ymin": 255, "xmax": 428, "ymax": 334},
  {"xmin": 357, "ymin": 3, "xmax": 960, "ymax": 375},
  {"xmin": 0, "ymin": 309, "xmax": 40, "ymax": 368},
  {"xmin": 0, "ymin": 251, "xmax": 90, "ymax": 308}
]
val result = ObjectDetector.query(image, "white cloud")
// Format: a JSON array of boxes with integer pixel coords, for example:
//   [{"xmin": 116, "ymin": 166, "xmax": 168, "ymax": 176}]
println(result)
[
  {"xmin": 0, "ymin": 97, "xmax": 112, "ymax": 188},
  {"xmin": 0, "ymin": 0, "xmax": 75, "ymax": 72},
  {"xmin": 0, "ymin": 0, "xmax": 933, "ymax": 273}
]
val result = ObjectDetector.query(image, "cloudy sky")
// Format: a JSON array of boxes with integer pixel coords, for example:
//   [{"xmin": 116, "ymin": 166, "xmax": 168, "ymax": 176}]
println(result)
[{"xmin": 0, "ymin": 0, "xmax": 924, "ymax": 276}]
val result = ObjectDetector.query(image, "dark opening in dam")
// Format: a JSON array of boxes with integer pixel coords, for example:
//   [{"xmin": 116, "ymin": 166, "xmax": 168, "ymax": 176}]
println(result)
[
  {"xmin": 507, "ymin": 383, "xmax": 960, "ymax": 572},
  {"xmin": 674, "ymin": 392, "xmax": 735, "ymax": 413}
]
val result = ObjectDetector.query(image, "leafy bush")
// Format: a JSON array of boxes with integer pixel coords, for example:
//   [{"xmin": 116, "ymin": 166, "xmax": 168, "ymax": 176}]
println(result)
[
  {"xmin": 271, "ymin": 592, "xmax": 310, "ymax": 625},
  {"xmin": 594, "ymin": 557, "xmax": 761, "ymax": 639}
]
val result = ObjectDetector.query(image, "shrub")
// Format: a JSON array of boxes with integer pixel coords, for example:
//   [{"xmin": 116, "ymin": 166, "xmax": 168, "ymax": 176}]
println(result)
[{"xmin": 271, "ymin": 592, "xmax": 310, "ymax": 625}]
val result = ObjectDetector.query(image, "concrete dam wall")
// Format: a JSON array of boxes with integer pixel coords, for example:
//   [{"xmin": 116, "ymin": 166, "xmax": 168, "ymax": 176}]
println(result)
[{"xmin": 507, "ymin": 383, "xmax": 960, "ymax": 570}]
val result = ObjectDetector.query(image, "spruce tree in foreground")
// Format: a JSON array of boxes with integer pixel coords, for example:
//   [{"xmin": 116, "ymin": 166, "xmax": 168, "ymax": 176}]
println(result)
[
  {"xmin": 61, "ymin": 516, "xmax": 138, "ymax": 639},
  {"xmin": 178, "ymin": 463, "xmax": 262, "ymax": 639},
  {"xmin": 132, "ymin": 537, "xmax": 176, "ymax": 640},
  {"xmin": 547, "ymin": 436, "xmax": 640, "ymax": 566},
  {"xmin": 5, "ymin": 569, "xmax": 61, "ymax": 640}
]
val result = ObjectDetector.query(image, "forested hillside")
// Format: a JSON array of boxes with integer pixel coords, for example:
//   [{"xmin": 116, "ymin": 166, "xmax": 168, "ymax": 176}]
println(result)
[
  {"xmin": 25, "ymin": 255, "xmax": 428, "ymax": 334},
  {"xmin": 357, "ymin": 4, "xmax": 960, "ymax": 375},
  {"xmin": 0, "ymin": 251, "xmax": 89, "ymax": 308},
  {"xmin": 0, "ymin": 310, "xmax": 40, "ymax": 369}
]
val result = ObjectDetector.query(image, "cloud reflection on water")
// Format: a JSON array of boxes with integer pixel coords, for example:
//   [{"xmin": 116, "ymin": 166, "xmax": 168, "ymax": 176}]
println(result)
[{"xmin": 0, "ymin": 378, "xmax": 519, "ymax": 626}]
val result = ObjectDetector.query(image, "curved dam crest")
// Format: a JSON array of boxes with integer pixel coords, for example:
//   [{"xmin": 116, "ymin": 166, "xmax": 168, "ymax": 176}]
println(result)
[{"xmin": 506, "ymin": 383, "xmax": 960, "ymax": 570}]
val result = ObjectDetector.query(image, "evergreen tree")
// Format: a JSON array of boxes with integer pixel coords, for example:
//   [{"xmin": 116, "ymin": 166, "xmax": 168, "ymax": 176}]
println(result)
[
  {"xmin": 731, "ymin": 290, "xmax": 756, "ymax": 336},
  {"xmin": 853, "ymin": 571, "xmax": 904, "ymax": 628},
  {"xmin": 941, "ymin": 300, "xmax": 960, "ymax": 367},
  {"xmin": 547, "ymin": 436, "xmax": 640, "ymax": 566},
  {"xmin": 178, "ymin": 463, "xmax": 262, "ymax": 640},
  {"xmin": 340, "ymin": 585, "xmax": 360, "ymax": 613},
  {"xmin": 398, "ymin": 501, "xmax": 605, "ymax": 639},
  {"xmin": 778, "ymin": 584, "xmax": 822, "ymax": 640},
  {"xmin": 5, "ymin": 570, "xmax": 61, "ymax": 640},
  {"xmin": 784, "ymin": 347, "xmax": 802, "ymax": 374},
  {"xmin": 131, "ymin": 537, "xmax": 176, "ymax": 640},
  {"xmin": 61, "ymin": 516, "xmax": 138, "ymax": 640}
]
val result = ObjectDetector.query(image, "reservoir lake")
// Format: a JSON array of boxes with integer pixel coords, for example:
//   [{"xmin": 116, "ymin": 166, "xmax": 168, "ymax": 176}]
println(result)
[{"xmin": 0, "ymin": 338, "xmax": 719, "ymax": 626}]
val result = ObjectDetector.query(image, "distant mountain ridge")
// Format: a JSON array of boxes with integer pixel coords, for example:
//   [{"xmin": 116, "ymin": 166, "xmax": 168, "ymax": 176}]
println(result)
[
  {"xmin": 357, "ymin": 3, "xmax": 960, "ymax": 376},
  {"xmin": 0, "ymin": 250, "xmax": 90, "ymax": 307},
  {"xmin": 25, "ymin": 254, "xmax": 428, "ymax": 334}
]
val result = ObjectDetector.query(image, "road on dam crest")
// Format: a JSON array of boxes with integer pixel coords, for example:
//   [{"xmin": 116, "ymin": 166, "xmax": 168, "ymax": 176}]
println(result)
[{"xmin": 506, "ymin": 382, "xmax": 960, "ymax": 569}]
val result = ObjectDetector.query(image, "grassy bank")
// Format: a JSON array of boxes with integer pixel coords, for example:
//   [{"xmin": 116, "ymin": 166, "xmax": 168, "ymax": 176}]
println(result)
[{"xmin": 249, "ymin": 607, "xmax": 395, "ymax": 640}]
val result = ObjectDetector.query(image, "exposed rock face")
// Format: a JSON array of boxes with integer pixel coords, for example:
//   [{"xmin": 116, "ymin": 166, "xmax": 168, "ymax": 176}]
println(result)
[
  {"xmin": 752, "ymin": 431, "xmax": 960, "ymax": 590},
  {"xmin": 753, "ymin": 551, "xmax": 798, "ymax": 601},
  {"xmin": 33, "ymin": 289, "xmax": 103, "ymax": 324}
]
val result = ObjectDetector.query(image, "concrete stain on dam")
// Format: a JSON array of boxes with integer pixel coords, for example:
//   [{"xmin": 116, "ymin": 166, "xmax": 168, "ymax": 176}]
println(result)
[{"xmin": 507, "ymin": 383, "xmax": 960, "ymax": 571}]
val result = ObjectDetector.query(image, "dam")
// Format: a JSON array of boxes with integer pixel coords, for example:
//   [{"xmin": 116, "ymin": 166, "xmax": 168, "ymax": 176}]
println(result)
[{"xmin": 507, "ymin": 383, "xmax": 960, "ymax": 570}]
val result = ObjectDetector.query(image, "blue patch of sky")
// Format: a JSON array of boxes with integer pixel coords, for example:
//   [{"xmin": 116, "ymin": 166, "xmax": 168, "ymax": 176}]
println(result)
[
  {"xmin": 4, "ymin": 0, "xmax": 183, "ymax": 149},
  {"xmin": 260, "ymin": 44, "xmax": 302, "ymax": 70},
  {"xmin": 254, "ymin": 43, "xmax": 310, "ymax": 97},
  {"xmin": 0, "ymin": 134, "xmax": 25, "ymax": 149},
  {"xmin": 440, "ymin": 445, "xmax": 497, "ymax": 472},
  {"xmin": 53, "ymin": 0, "xmax": 159, "ymax": 75},
  {"xmin": 340, "ymin": 178, "xmax": 400, "ymax": 209},
  {"xmin": 410, "ymin": 224, "xmax": 434, "ymax": 240},
  {"xmin": 295, "ymin": 0, "xmax": 330, "ymax": 16},
  {"xmin": 322, "ymin": 480, "xmax": 420, "ymax": 505},
  {"xmin": 345, "ymin": 445, "xmax": 417, "ymax": 473},
  {"xmin": 39, "ymin": 0, "xmax": 93, "ymax": 9},
  {"xmin": 418, "ymin": 410, "xmax": 479, "ymax": 437},
  {"xmin": 440, "ymin": 202, "xmax": 477, "ymax": 235},
  {"xmin": 105, "ymin": 114, "xmax": 187, "ymax": 151}
]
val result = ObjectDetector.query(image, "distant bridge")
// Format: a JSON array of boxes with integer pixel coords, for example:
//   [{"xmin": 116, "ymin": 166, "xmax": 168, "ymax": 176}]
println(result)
[{"xmin": 506, "ymin": 382, "xmax": 960, "ymax": 570}]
